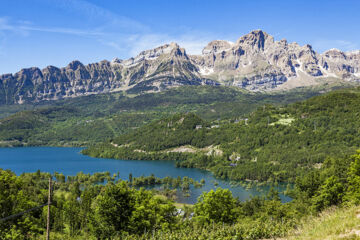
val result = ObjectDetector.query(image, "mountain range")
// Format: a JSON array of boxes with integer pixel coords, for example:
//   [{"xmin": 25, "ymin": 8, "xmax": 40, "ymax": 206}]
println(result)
[{"xmin": 1, "ymin": 30, "xmax": 359, "ymax": 104}]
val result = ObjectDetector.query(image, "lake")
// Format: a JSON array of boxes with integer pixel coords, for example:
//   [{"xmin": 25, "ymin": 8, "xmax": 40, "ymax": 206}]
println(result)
[{"xmin": 0, "ymin": 147, "xmax": 291, "ymax": 204}]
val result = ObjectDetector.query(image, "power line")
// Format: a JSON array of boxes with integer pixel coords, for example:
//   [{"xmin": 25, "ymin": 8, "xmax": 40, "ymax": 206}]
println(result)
[
  {"xmin": 46, "ymin": 177, "xmax": 52, "ymax": 240},
  {"xmin": 1, "ymin": 177, "xmax": 53, "ymax": 240},
  {"xmin": 0, "ymin": 203, "xmax": 47, "ymax": 222}
]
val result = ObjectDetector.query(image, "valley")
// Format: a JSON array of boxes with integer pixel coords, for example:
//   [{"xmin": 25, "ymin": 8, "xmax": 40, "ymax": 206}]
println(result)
[{"xmin": 1, "ymin": 12, "xmax": 360, "ymax": 238}]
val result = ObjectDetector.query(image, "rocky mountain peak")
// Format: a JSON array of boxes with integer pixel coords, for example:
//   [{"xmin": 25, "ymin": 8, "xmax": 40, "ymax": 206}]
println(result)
[
  {"xmin": 347, "ymin": 50, "xmax": 360, "ymax": 56},
  {"xmin": 323, "ymin": 49, "xmax": 347, "ymax": 60},
  {"xmin": 42, "ymin": 65, "xmax": 61, "ymax": 74},
  {"xmin": 17, "ymin": 67, "xmax": 42, "ymax": 75},
  {"xmin": 111, "ymin": 58, "xmax": 123, "ymax": 64},
  {"xmin": 1, "ymin": 30, "xmax": 360, "ymax": 104},
  {"xmin": 16, "ymin": 67, "xmax": 43, "ymax": 80},
  {"xmin": 346, "ymin": 50, "xmax": 360, "ymax": 61},
  {"xmin": 236, "ymin": 30, "xmax": 273, "ymax": 50},
  {"xmin": 320, "ymin": 47, "xmax": 360, "ymax": 79},
  {"xmin": 66, "ymin": 60, "xmax": 84, "ymax": 71},
  {"xmin": 170, "ymin": 45, "xmax": 188, "ymax": 59},
  {"xmin": 121, "ymin": 42, "xmax": 182, "ymax": 67},
  {"xmin": 140, "ymin": 42, "xmax": 180, "ymax": 58},
  {"xmin": 202, "ymin": 40, "xmax": 234, "ymax": 55}
]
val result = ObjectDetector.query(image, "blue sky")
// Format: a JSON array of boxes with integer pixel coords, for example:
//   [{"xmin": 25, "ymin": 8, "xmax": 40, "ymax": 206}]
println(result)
[{"xmin": 0, "ymin": 0, "xmax": 359, "ymax": 74}]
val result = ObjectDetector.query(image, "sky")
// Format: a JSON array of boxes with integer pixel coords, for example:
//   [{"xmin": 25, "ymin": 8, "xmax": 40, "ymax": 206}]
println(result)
[{"xmin": 0, "ymin": 0, "xmax": 359, "ymax": 74}]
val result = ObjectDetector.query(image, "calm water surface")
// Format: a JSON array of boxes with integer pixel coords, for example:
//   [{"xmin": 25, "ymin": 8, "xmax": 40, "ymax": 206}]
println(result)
[{"xmin": 0, "ymin": 147, "xmax": 291, "ymax": 204}]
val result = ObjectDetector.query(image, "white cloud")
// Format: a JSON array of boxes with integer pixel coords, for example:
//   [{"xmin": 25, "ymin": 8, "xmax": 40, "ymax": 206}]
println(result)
[
  {"xmin": 0, "ymin": 17, "xmax": 28, "ymax": 36},
  {"xmin": 50, "ymin": 0, "xmax": 216, "ymax": 56},
  {"xmin": 335, "ymin": 40, "xmax": 358, "ymax": 51},
  {"xmin": 0, "ymin": 17, "xmax": 221, "ymax": 60},
  {"xmin": 177, "ymin": 35, "xmax": 213, "ymax": 55},
  {"xmin": 96, "ymin": 39, "xmax": 125, "ymax": 52},
  {"xmin": 49, "ymin": 0, "xmax": 149, "ymax": 33},
  {"xmin": 0, "ymin": 17, "xmax": 12, "ymax": 30},
  {"xmin": 0, "ymin": 32, "xmax": 5, "ymax": 56},
  {"xmin": 0, "ymin": 16, "xmax": 105, "ymax": 37},
  {"xmin": 124, "ymin": 31, "xmax": 217, "ymax": 57},
  {"xmin": 19, "ymin": 25, "xmax": 104, "ymax": 36},
  {"xmin": 0, "ymin": 0, "xmax": 226, "ymax": 68},
  {"xmin": 313, "ymin": 39, "xmax": 359, "ymax": 53}
]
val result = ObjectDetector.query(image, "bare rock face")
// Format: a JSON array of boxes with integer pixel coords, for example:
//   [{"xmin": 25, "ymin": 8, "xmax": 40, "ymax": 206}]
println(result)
[
  {"xmin": 202, "ymin": 40, "xmax": 234, "ymax": 55},
  {"xmin": 320, "ymin": 49, "xmax": 360, "ymax": 79},
  {"xmin": 190, "ymin": 30, "xmax": 329, "ymax": 90},
  {"xmin": 1, "ymin": 30, "xmax": 360, "ymax": 104}
]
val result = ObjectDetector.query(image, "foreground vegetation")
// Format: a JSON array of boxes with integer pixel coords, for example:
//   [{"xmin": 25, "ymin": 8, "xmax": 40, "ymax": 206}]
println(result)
[
  {"xmin": 287, "ymin": 205, "xmax": 360, "ymax": 240},
  {"xmin": 84, "ymin": 87, "xmax": 360, "ymax": 183},
  {"xmin": 1, "ymin": 149, "xmax": 360, "ymax": 239}
]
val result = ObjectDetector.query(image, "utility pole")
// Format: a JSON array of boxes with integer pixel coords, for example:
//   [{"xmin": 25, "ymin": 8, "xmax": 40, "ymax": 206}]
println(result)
[{"xmin": 46, "ymin": 177, "xmax": 52, "ymax": 240}]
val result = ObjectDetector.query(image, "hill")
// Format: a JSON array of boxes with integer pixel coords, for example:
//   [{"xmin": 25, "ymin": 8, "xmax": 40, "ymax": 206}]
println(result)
[
  {"xmin": 84, "ymin": 87, "xmax": 360, "ymax": 182},
  {"xmin": 0, "ymin": 85, "xmax": 322, "ymax": 147}
]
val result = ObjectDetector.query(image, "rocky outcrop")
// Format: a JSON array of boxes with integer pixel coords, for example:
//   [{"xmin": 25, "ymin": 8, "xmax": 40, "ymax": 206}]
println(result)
[
  {"xmin": 1, "ymin": 30, "xmax": 359, "ymax": 104},
  {"xmin": 320, "ymin": 49, "xmax": 360, "ymax": 80},
  {"xmin": 190, "ymin": 30, "xmax": 330, "ymax": 90},
  {"xmin": 0, "ymin": 43, "xmax": 212, "ymax": 104}
]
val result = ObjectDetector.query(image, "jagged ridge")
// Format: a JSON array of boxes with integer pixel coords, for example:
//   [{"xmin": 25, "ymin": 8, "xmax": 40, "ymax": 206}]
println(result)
[{"xmin": 1, "ymin": 30, "xmax": 359, "ymax": 104}]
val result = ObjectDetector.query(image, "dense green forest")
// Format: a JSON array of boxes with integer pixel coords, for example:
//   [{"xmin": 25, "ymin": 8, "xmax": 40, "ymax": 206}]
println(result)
[
  {"xmin": 1, "ymin": 150, "xmax": 360, "ymax": 239},
  {"xmin": 0, "ymin": 85, "xmax": 323, "ymax": 147},
  {"xmin": 84, "ymin": 87, "xmax": 360, "ymax": 183},
  {"xmin": 2, "ymin": 85, "xmax": 360, "ymax": 239}
]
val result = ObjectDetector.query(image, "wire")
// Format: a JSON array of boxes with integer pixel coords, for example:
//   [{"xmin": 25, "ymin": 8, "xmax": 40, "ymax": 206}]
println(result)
[{"xmin": 0, "ymin": 203, "xmax": 48, "ymax": 222}]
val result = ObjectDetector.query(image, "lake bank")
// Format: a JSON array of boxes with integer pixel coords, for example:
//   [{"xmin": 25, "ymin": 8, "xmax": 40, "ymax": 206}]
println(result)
[{"xmin": 0, "ymin": 146, "xmax": 292, "ymax": 204}]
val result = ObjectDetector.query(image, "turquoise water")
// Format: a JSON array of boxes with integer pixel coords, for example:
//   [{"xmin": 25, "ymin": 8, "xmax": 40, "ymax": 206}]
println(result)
[{"xmin": 0, "ymin": 147, "xmax": 291, "ymax": 204}]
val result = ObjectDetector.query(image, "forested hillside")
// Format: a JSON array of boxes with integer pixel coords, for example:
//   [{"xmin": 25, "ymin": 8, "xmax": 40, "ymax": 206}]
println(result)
[
  {"xmin": 84, "ymin": 87, "xmax": 360, "ymax": 183},
  {"xmin": 0, "ymin": 85, "xmax": 322, "ymax": 147}
]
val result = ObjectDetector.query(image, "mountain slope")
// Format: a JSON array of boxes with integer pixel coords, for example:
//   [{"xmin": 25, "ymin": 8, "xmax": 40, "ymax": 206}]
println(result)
[
  {"xmin": 1, "ymin": 30, "xmax": 359, "ymax": 104},
  {"xmin": 0, "ymin": 85, "xmax": 322, "ymax": 147},
  {"xmin": 83, "ymin": 87, "xmax": 360, "ymax": 182}
]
